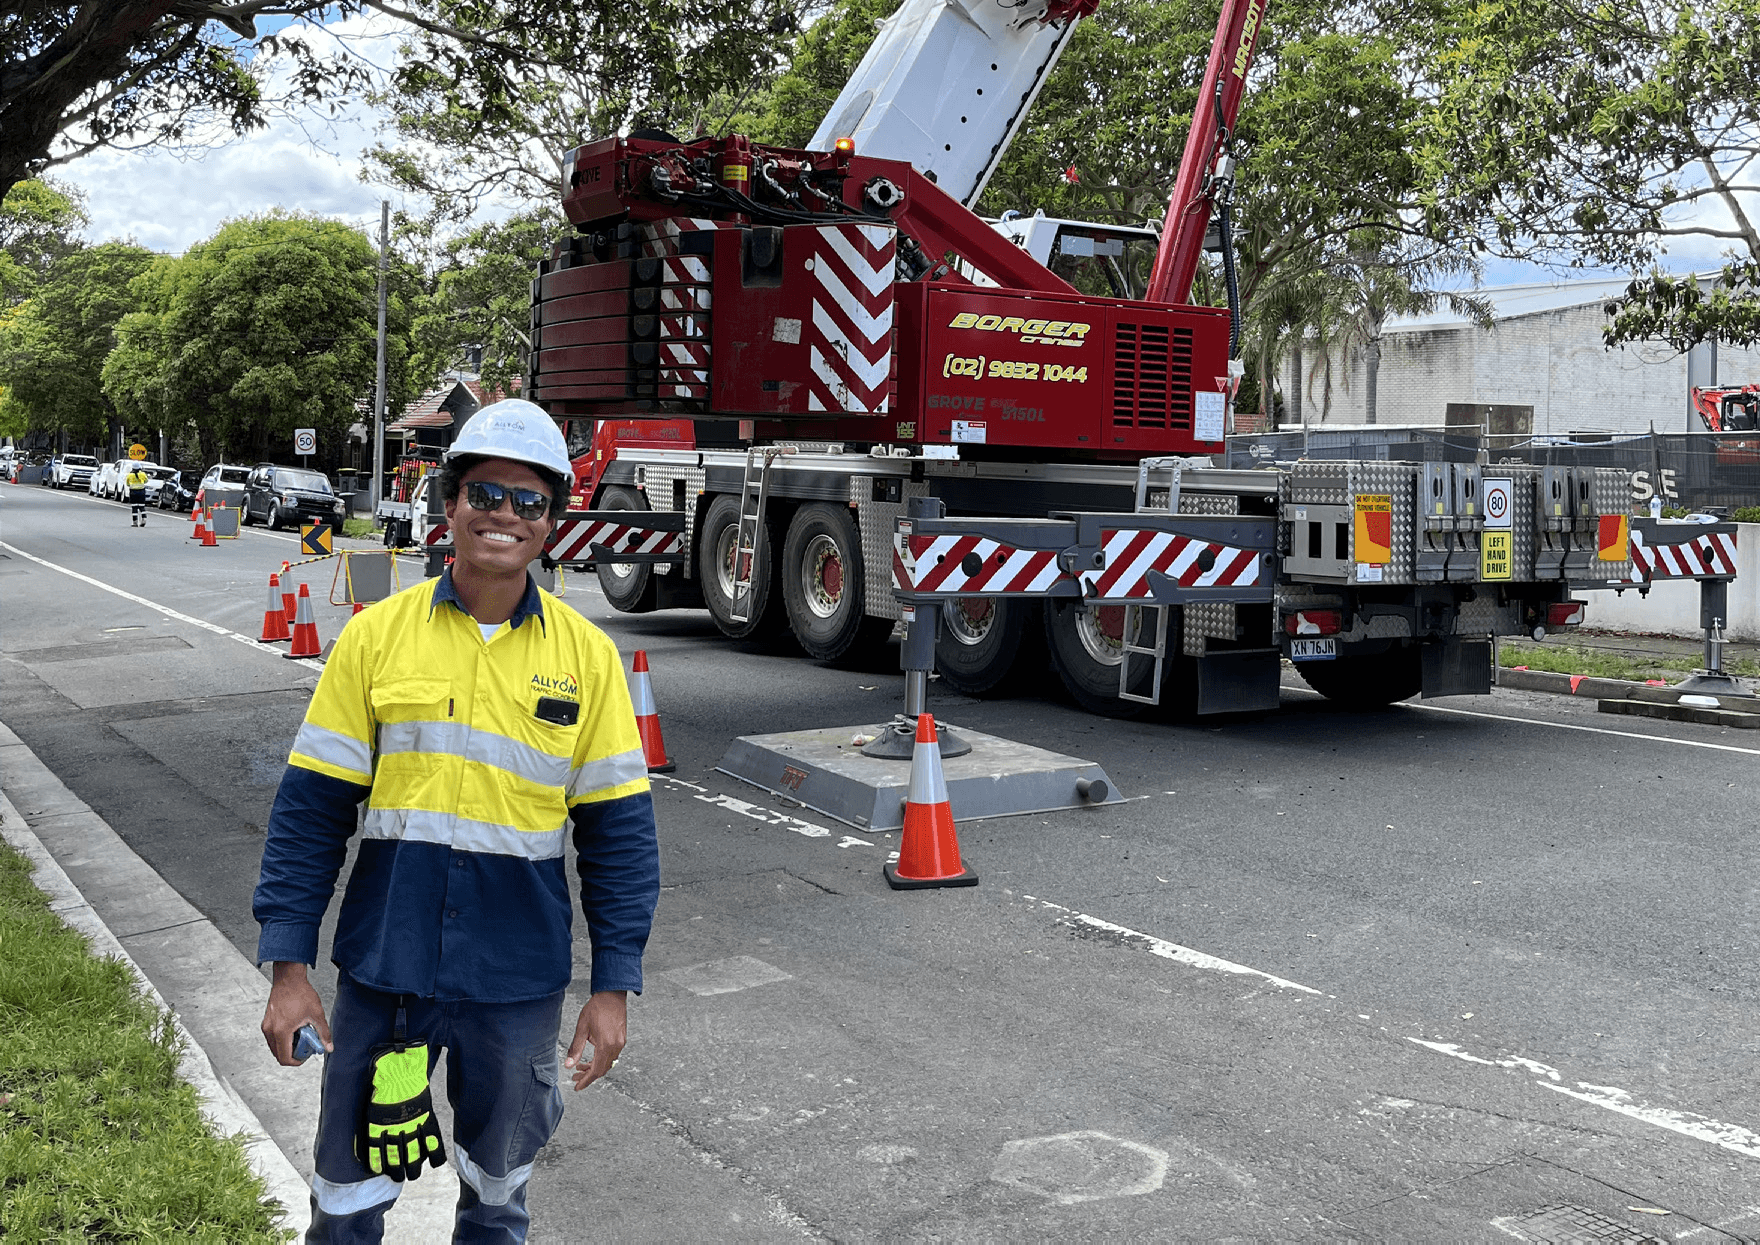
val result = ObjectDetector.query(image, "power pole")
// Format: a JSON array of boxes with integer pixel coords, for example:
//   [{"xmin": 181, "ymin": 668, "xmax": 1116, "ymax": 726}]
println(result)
[{"xmin": 372, "ymin": 199, "xmax": 389, "ymax": 518}]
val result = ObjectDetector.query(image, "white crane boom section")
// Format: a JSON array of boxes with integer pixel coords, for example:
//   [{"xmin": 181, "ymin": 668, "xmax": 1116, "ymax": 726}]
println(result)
[{"xmin": 808, "ymin": 0, "xmax": 1083, "ymax": 207}]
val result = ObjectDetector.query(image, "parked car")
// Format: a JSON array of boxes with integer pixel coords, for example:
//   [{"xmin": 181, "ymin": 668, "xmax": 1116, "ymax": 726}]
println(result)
[
  {"xmin": 243, "ymin": 464, "xmax": 344, "ymax": 530},
  {"xmin": 98, "ymin": 459, "xmax": 160, "ymax": 500},
  {"xmin": 194, "ymin": 463, "xmax": 251, "ymax": 511},
  {"xmin": 53, "ymin": 453, "xmax": 98, "ymax": 489},
  {"xmin": 152, "ymin": 468, "xmax": 197, "ymax": 512}
]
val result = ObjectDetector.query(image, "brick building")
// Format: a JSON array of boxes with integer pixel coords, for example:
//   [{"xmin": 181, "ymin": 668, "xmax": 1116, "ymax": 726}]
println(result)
[{"xmin": 1289, "ymin": 277, "xmax": 1760, "ymax": 437}]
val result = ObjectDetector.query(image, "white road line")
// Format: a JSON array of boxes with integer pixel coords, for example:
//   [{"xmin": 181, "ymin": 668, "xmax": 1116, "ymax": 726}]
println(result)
[
  {"xmin": 1411, "ymin": 1037, "xmax": 1760, "ymax": 1160},
  {"xmin": 1286, "ymin": 683, "xmax": 1760, "ymax": 757},
  {"xmin": 694, "ymin": 792, "xmax": 833, "ymax": 839},
  {"xmin": 1409, "ymin": 701, "xmax": 1760, "ymax": 756},
  {"xmin": 1021, "ymin": 895, "xmax": 1322, "ymax": 995},
  {"xmin": 0, "ymin": 541, "xmax": 325, "ymax": 673}
]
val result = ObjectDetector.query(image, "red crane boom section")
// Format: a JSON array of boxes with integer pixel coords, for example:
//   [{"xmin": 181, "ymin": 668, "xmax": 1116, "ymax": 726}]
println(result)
[{"xmin": 1146, "ymin": 0, "xmax": 1268, "ymax": 306}]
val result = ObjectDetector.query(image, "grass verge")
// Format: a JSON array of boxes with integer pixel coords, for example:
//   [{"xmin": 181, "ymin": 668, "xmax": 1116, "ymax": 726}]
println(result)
[
  {"xmin": 1499, "ymin": 644, "xmax": 1760, "ymax": 682},
  {"xmin": 0, "ymin": 841, "xmax": 289, "ymax": 1242},
  {"xmin": 341, "ymin": 517, "xmax": 378, "ymax": 539}
]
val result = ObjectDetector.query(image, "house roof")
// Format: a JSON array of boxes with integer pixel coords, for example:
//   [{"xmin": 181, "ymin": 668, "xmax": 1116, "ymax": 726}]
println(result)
[
  {"xmin": 1387, "ymin": 270, "xmax": 1721, "ymax": 334},
  {"xmin": 386, "ymin": 376, "xmax": 523, "ymax": 434}
]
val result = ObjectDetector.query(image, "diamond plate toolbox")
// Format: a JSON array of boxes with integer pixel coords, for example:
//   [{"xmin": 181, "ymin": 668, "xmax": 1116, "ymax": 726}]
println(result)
[{"xmin": 1282, "ymin": 461, "xmax": 1418, "ymax": 584}]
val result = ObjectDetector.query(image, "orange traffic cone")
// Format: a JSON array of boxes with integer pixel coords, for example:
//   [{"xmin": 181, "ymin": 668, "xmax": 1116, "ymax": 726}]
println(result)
[
  {"xmin": 884, "ymin": 715, "xmax": 978, "ymax": 890},
  {"xmin": 282, "ymin": 579, "xmax": 298, "ymax": 624},
  {"xmin": 191, "ymin": 507, "xmax": 209, "ymax": 543},
  {"xmin": 258, "ymin": 573, "xmax": 290, "ymax": 642},
  {"xmin": 628, "ymin": 650, "xmax": 674, "ymax": 773},
  {"xmin": 285, "ymin": 583, "xmax": 322, "ymax": 659},
  {"xmin": 201, "ymin": 507, "xmax": 218, "ymax": 547}
]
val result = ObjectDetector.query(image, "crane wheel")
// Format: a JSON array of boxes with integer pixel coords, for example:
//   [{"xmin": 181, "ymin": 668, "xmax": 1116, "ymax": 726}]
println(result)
[
  {"xmin": 698, "ymin": 492, "xmax": 785, "ymax": 640},
  {"xmin": 593, "ymin": 485, "xmax": 660, "ymax": 612},
  {"xmin": 1297, "ymin": 645, "xmax": 1422, "ymax": 708},
  {"xmin": 1042, "ymin": 598, "xmax": 1156, "ymax": 718},
  {"xmin": 935, "ymin": 597, "xmax": 1036, "ymax": 696}
]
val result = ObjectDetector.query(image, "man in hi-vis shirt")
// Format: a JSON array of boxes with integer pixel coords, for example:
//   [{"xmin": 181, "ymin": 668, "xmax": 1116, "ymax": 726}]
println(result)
[{"xmin": 253, "ymin": 401, "xmax": 659, "ymax": 1243}]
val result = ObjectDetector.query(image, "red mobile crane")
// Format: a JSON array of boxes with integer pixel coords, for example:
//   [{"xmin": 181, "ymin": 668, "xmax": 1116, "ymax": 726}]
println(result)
[{"xmin": 522, "ymin": 0, "xmax": 1649, "ymax": 717}]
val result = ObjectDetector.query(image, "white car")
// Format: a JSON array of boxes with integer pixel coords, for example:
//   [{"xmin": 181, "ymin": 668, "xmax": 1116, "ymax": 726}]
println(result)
[{"xmin": 53, "ymin": 454, "xmax": 98, "ymax": 489}]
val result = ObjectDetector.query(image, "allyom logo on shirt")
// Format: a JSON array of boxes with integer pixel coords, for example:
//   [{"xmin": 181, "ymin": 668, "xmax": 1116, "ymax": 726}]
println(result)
[{"xmin": 530, "ymin": 671, "xmax": 580, "ymax": 701}]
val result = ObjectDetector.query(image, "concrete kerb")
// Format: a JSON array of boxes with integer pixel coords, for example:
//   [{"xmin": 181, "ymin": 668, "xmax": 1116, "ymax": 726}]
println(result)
[
  {"xmin": 0, "ymin": 781, "xmax": 310, "ymax": 1237},
  {"xmin": 0, "ymin": 719, "xmax": 461, "ymax": 1238}
]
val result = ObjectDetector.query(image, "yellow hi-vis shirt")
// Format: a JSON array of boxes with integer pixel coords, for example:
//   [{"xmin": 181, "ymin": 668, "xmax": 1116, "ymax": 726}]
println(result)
[{"xmin": 264, "ymin": 570, "xmax": 657, "ymax": 1000}]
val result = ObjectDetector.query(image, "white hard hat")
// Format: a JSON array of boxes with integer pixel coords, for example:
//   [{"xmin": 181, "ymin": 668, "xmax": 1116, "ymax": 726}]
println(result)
[{"xmin": 446, "ymin": 399, "xmax": 575, "ymax": 488}]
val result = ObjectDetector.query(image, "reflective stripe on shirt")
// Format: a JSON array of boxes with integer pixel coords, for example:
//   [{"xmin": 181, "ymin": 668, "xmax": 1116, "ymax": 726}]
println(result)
[
  {"xmin": 567, "ymin": 747, "xmax": 648, "ymax": 799},
  {"xmin": 362, "ymin": 807, "xmax": 569, "ymax": 860},
  {"xmin": 293, "ymin": 722, "xmax": 374, "ymax": 778},
  {"xmin": 377, "ymin": 720, "xmax": 573, "ymax": 789}
]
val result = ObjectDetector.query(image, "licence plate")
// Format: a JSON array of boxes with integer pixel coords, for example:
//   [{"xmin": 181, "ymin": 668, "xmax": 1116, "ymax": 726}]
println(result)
[{"xmin": 1289, "ymin": 638, "xmax": 1337, "ymax": 661}]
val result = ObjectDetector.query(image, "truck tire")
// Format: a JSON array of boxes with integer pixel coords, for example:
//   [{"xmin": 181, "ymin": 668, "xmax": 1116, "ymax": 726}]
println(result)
[
  {"xmin": 780, "ymin": 503, "xmax": 892, "ymax": 661},
  {"xmin": 1298, "ymin": 646, "xmax": 1421, "ymax": 708},
  {"xmin": 698, "ymin": 492, "xmax": 784, "ymax": 640},
  {"xmin": 593, "ymin": 485, "xmax": 659, "ymax": 613},
  {"xmin": 1043, "ymin": 598, "xmax": 1158, "ymax": 717},
  {"xmin": 936, "ymin": 597, "xmax": 1035, "ymax": 696}
]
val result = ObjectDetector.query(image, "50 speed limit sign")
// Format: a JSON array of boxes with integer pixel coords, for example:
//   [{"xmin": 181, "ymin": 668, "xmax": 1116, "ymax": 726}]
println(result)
[{"xmin": 293, "ymin": 428, "xmax": 317, "ymax": 456}]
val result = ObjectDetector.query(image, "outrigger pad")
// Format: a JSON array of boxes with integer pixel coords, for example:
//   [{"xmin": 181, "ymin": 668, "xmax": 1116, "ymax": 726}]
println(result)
[{"xmin": 717, "ymin": 723, "xmax": 1124, "ymax": 833}]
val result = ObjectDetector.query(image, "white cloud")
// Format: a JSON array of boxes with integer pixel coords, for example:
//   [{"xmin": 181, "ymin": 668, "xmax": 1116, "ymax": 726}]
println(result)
[{"xmin": 55, "ymin": 12, "xmax": 414, "ymax": 253}]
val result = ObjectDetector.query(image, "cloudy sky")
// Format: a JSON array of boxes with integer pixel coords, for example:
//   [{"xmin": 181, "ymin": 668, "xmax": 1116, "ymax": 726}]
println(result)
[{"xmin": 55, "ymin": 12, "xmax": 415, "ymax": 255}]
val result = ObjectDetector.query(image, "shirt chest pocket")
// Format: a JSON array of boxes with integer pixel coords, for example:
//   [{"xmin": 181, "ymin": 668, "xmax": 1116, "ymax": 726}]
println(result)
[{"xmin": 372, "ymin": 677, "xmax": 456, "ymax": 762}]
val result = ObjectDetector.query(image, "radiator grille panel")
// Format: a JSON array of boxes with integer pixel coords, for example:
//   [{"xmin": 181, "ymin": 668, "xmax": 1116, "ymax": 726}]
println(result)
[{"xmin": 1113, "ymin": 323, "xmax": 1193, "ymax": 431}]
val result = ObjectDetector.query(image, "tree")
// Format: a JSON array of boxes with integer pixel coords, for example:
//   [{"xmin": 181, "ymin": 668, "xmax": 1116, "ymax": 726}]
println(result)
[
  {"xmin": 0, "ymin": 240, "xmax": 156, "ymax": 447},
  {"xmin": 1417, "ymin": 0, "xmax": 1760, "ymax": 348},
  {"xmin": 408, "ymin": 210, "xmax": 554, "ymax": 396},
  {"xmin": 364, "ymin": 0, "xmax": 792, "ymax": 219},
  {"xmin": 0, "ymin": 177, "xmax": 88, "ymax": 304},
  {"xmin": 103, "ymin": 212, "xmax": 414, "ymax": 466}
]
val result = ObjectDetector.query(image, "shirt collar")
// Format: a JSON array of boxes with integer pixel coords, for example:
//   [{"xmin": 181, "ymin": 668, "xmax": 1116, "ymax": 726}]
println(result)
[{"xmin": 429, "ymin": 565, "xmax": 547, "ymax": 633}]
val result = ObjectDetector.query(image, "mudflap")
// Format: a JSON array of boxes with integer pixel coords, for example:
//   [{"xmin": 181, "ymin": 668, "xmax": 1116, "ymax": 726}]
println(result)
[
  {"xmin": 1195, "ymin": 651, "xmax": 1283, "ymax": 715},
  {"xmin": 1420, "ymin": 638, "xmax": 1492, "ymax": 698},
  {"xmin": 652, "ymin": 571, "xmax": 704, "ymax": 610}
]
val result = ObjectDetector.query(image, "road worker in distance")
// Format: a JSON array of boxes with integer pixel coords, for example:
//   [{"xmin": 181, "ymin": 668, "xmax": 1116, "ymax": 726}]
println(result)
[
  {"xmin": 252, "ymin": 399, "xmax": 661, "ymax": 1242},
  {"xmin": 126, "ymin": 462, "xmax": 150, "ymax": 526}
]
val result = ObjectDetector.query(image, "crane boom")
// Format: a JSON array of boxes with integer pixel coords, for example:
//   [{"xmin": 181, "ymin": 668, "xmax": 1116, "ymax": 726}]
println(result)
[
  {"xmin": 1145, "ymin": 0, "xmax": 1266, "ymax": 306},
  {"xmin": 809, "ymin": 0, "xmax": 1098, "ymax": 207}
]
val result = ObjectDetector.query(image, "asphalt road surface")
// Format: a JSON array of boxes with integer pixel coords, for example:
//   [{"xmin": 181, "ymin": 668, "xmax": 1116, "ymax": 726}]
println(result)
[{"xmin": 5, "ymin": 478, "xmax": 1760, "ymax": 1241}]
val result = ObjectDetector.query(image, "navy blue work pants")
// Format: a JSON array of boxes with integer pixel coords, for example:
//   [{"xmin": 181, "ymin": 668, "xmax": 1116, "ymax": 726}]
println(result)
[{"xmin": 306, "ymin": 973, "xmax": 566, "ymax": 1244}]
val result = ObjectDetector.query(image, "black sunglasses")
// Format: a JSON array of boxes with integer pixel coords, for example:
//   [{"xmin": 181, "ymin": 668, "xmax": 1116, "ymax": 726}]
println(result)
[{"xmin": 464, "ymin": 480, "xmax": 551, "ymax": 521}]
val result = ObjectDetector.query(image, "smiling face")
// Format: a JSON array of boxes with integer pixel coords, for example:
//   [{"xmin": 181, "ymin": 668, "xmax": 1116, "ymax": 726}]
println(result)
[{"xmin": 444, "ymin": 458, "xmax": 557, "ymax": 581}]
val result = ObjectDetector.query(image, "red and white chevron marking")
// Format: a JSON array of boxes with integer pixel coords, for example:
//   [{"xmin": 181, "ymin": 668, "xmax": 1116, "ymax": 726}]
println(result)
[
  {"xmin": 894, "ymin": 534, "xmax": 1066, "ymax": 594},
  {"xmin": 638, "ymin": 218, "xmax": 716, "ymax": 285},
  {"xmin": 806, "ymin": 224, "xmax": 894, "ymax": 414},
  {"xmin": 547, "ymin": 518, "xmax": 682, "ymax": 564},
  {"xmin": 660, "ymin": 286, "xmax": 709, "ymax": 313},
  {"xmin": 1079, "ymin": 528, "xmax": 1260, "ymax": 598},
  {"xmin": 1629, "ymin": 530, "xmax": 1738, "ymax": 580}
]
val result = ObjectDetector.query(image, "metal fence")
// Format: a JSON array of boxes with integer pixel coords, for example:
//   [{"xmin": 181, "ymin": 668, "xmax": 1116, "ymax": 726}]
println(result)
[{"xmin": 1224, "ymin": 428, "xmax": 1760, "ymax": 513}]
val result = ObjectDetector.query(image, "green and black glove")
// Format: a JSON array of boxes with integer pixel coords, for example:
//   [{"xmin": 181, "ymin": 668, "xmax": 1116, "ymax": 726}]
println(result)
[{"xmin": 356, "ymin": 1040, "xmax": 446, "ymax": 1181}]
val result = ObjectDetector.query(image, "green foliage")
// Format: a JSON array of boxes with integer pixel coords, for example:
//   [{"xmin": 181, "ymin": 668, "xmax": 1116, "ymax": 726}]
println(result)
[
  {"xmin": 410, "ymin": 211, "xmax": 555, "ymax": 395},
  {"xmin": 1730, "ymin": 507, "xmax": 1760, "ymax": 524},
  {"xmin": 366, "ymin": 0, "xmax": 792, "ymax": 218},
  {"xmin": 1416, "ymin": 0, "xmax": 1760, "ymax": 348},
  {"xmin": 0, "ymin": 843, "xmax": 289, "ymax": 1240},
  {"xmin": 0, "ymin": 178, "xmax": 88, "ymax": 304},
  {"xmin": 736, "ymin": 0, "xmax": 904, "ymax": 147},
  {"xmin": 0, "ymin": 242, "xmax": 157, "ymax": 445},
  {"xmin": 103, "ymin": 213, "xmax": 414, "ymax": 466}
]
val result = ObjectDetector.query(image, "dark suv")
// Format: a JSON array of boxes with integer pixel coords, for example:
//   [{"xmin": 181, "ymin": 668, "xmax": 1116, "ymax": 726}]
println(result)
[{"xmin": 242, "ymin": 464, "xmax": 343, "ymax": 530}]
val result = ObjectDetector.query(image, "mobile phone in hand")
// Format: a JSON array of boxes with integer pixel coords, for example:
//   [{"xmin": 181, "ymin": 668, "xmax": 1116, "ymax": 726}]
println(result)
[{"xmin": 293, "ymin": 1024, "xmax": 326, "ymax": 1063}]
